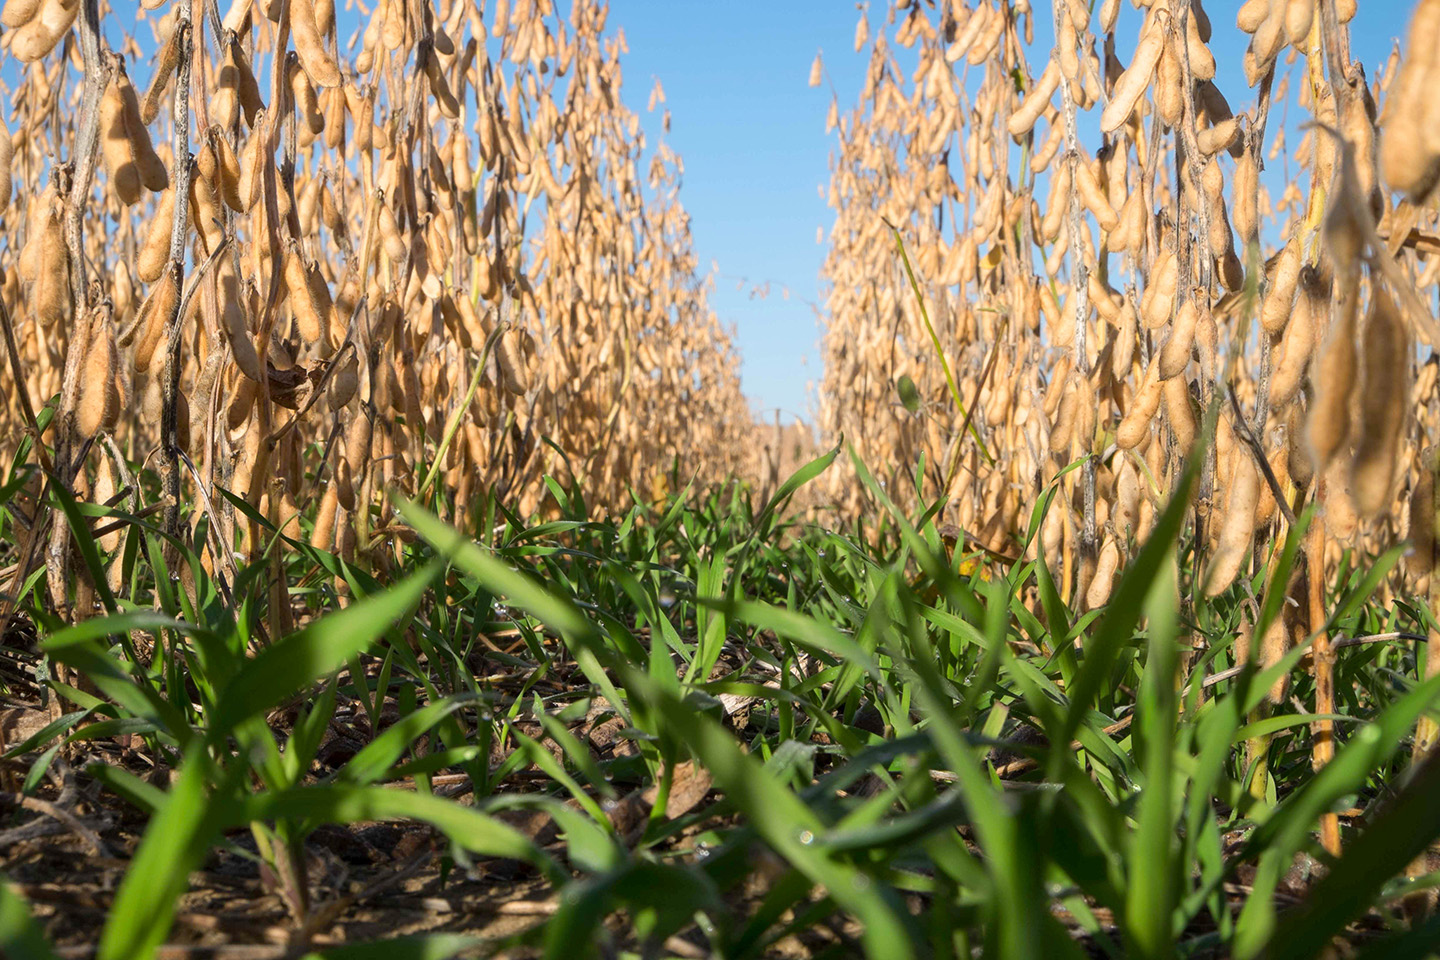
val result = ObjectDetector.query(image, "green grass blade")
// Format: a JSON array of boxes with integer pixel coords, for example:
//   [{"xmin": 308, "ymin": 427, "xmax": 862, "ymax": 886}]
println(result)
[
  {"xmin": 96, "ymin": 743, "xmax": 243, "ymax": 960},
  {"xmin": 887, "ymin": 224, "xmax": 992, "ymax": 465},
  {"xmin": 1058, "ymin": 448, "xmax": 1200, "ymax": 751},
  {"xmin": 209, "ymin": 561, "xmax": 440, "ymax": 736},
  {"xmin": 395, "ymin": 497, "xmax": 630, "ymax": 723},
  {"xmin": 1124, "ymin": 548, "xmax": 1180, "ymax": 959},
  {"xmin": 337, "ymin": 695, "xmax": 476, "ymax": 786},
  {"xmin": 0, "ymin": 880, "xmax": 60, "ymax": 960},
  {"xmin": 621, "ymin": 670, "xmax": 917, "ymax": 960},
  {"xmin": 1268, "ymin": 747, "xmax": 1440, "ymax": 960},
  {"xmin": 238, "ymin": 785, "xmax": 563, "ymax": 884}
]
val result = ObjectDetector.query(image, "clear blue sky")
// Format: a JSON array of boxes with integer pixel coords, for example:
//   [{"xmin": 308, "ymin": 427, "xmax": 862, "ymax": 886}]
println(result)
[
  {"xmin": 607, "ymin": 2, "xmax": 1406, "ymax": 426},
  {"xmin": 608, "ymin": 1, "xmax": 860, "ymax": 425}
]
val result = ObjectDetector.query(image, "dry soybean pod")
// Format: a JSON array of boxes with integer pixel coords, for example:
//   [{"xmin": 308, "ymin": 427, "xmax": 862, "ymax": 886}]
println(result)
[
  {"xmin": 212, "ymin": 36, "xmax": 242, "ymax": 131},
  {"xmin": 209, "ymin": 127, "xmax": 245, "ymax": 212},
  {"xmin": 296, "ymin": 173, "xmax": 322, "ymax": 237},
  {"xmin": 1227, "ymin": 2, "xmax": 1260, "ymax": 43},
  {"xmin": 345, "ymin": 84, "xmax": 374, "ymax": 153},
  {"xmin": 1111, "ymin": 298, "xmax": 1138, "ymax": 379},
  {"xmin": 11, "ymin": 0, "xmax": 79, "ymax": 62},
  {"xmin": 1154, "ymin": 31, "xmax": 1183, "ymax": 128},
  {"xmin": 1163, "ymin": 373, "xmax": 1197, "ymax": 453},
  {"xmin": 1073, "ymin": 153, "xmax": 1118, "ymax": 232},
  {"xmin": 344, "ymin": 410, "xmax": 373, "ymax": 479},
  {"xmin": 1233, "ymin": 148, "xmax": 1259, "ymax": 247},
  {"xmin": 1268, "ymin": 264, "xmax": 1321, "ymax": 406},
  {"xmin": 1378, "ymin": 0, "xmax": 1440, "ymax": 202},
  {"xmin": 306, "ymin": 258, "xmax": 337, "ymax": 349},
  {"xmin": 1203, "ymin": 454, "xmax": 1260, "ymax": 596},
  {"xmin": 1306, "ymin": 288, "xmax": 1359, "ymax": 473},
  {"xmin": 378, "ymin": 197, "xmax": 408, "ymax": 263},
  {"xmin": 1030, "ymin": 117, "xmax": 1064, "ymax": 174},
  {"xmin": 137, "ymin": 187, "xmax": 176, "ymax": 283},
  {"xmin": 235, "ymin": 43, "xmax": 265, "ymax": 124},
  {"xmin": 100, "ymin": 70, "xmax": 144, "ymax": 205},
  {"xmin": 132, "ymin": 269, "xmax": 178, "ymax": 376},
  {"xmin": 320, "ymin": 179, "xmax": 347, "ymax": 244},
  {"xmin": 1141, "ymin": 248, "xmax": 1178, "ymax": 329},
  {"xmin": 33, "ymin": 209, "xmax": 67, "ymax": 328},
  {"xmin": 1101, "ymin": 17, "xmax": 1163, "ymax": 133},
  {"xmin": 290, "ymin": 0, "xmax": 341, "ymax": 87},
  {"xmin": 219, "ymin": 258, "xmax": 263, "ymax": 382},
  {"xmin": 283, "ymin": 244, "xmax": 324, "ymax": 343},
  {"xmin": 1185, "ymin": 2, "xmax": 1216, "ymax": 78},
  {"xmin": 289, "ymin": 55, "xmax": 326, "ymax": 136},
  {"xmin": 189, "ymin": 158, "xmax": 225, "ymax": 254},
  {"xmin": 0, "ymin": 0, "xmax": 39, "ymax": 28},
  {"xmin": 118, "ymin": 66, "xmax": 168, "ymax": 193},
  {"xmin": 335, "ymin": 457, "xmax": 355, "ymax": 512},
  {"xmin": 141, "ymin": 20, "xmax": 183, "ymax": 125},
  {"xmin": 1159, "ymin": 295, "xmax": 1199, "ymax": 380},
  {"xmin": 1350, "ymin": 285, "xmax": 1410, "ymax": 517},
  {"xmin": 1197, "ymin": 118, "xmax": 1240, "ymax": 158},
  {"xmin": 1112, "ymin": 189, "xmax": 1145, "ymax": 258},
  {"xmin": 1085, "ymin": 535, "xmax": 1121, "ymax": 609},
  {"xmin": 76, "ymin": 312, "xmax": 117, "ymax": 440},
  {"xmin": 1007, "ymin": 60, "xmax": 1060, "ymax": 138},
  {"xmin": 1285, "ymin": 0, "xmax": 1315, "ymax": 47},
  {"xmin": 327, "ymin": 350, "xmax": 359, "ymax": 409},
  {"xmin": 1117, "ymin": 357, "xmax": 1163, "ymax": 449},
  {"xmin": 1260, "ymin": 238, "xmax": 1301, "ymax": 335},
  {"xmin": 1041, "ymin": 158, "xmax": 1071, "ymax": 242},
  {"xmin": 495, "ymin": 325, "xmax": 529, "ymax": 395},
  {"xmin": 93, "ymin": 453, "xmax": 122, "ymax": 552},
  {"xmin": 1048, "ymin": 375, "xmax": 1077, "ymax": 455},
  {"xmin": 237, "ymin": 115, "xmax": 269, "ymax": 211},
  {"xmin": 311, "ymin": 481, "xmax": 341, "ymax": 550},
  {"xmin": 322, "ymin": 86, "xmax": 347, "ymax": 150},
  {"xmin": 425, "ymin": 48, "xmax": 461, "ymax": 119}
]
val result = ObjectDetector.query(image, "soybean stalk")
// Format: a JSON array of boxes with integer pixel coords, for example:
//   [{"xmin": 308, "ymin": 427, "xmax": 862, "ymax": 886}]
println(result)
[
  {"xmin": 160, "ymin": 12, "xmax": 194, "ymax": 546},
  {"xmin": 1050, "ymin": 0, "xmax": 1096, "ymax": 603},
  {"xmin": 44, "ymin": 0, "xmax": 107, "ymax": 628}
]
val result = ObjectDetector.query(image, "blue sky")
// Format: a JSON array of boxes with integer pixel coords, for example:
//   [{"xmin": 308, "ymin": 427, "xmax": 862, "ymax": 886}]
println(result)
[
  {"xmin": 608, "ymin": 1, "xmax": 860, "ymax": 425},
  {"xmin": 606, "ymin": 1, "xmax": 1408, "ymax": 425}
]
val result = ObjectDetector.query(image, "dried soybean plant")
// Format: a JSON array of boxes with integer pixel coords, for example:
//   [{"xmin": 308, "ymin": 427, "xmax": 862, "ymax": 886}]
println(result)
[
  {"xmin": 0, "ymin": 0, "xmax": 755, "ymax": 628},
  {"xmin": 817, "ymin": 0, "xmax": 1440, "ymax": 835}
]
